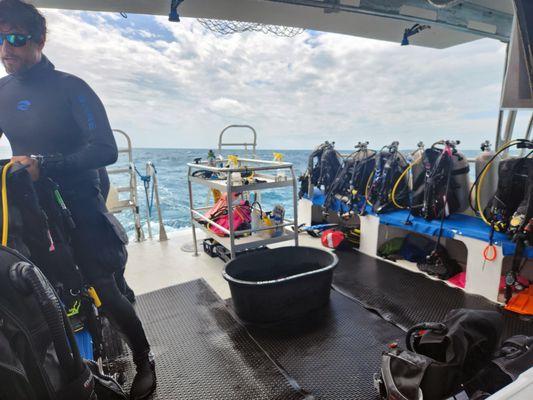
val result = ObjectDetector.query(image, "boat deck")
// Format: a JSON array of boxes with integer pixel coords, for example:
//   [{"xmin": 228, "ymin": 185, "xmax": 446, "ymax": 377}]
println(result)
[{"xmin": 123, "ymin": 230, "xmax": 533, "ymax": 399}]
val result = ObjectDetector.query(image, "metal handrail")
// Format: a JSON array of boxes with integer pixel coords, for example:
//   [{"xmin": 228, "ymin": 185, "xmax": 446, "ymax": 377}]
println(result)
[
  {"xmin": 143, "ymin": 161, "xmax": 168, "ymax": 241},
  {"xmin": 107, "ymin": 129, "xmax": 144, "ymax": 242},
  {"xmin": 218, "ymin": 125, "xmax": 257, "ymax": 158}
]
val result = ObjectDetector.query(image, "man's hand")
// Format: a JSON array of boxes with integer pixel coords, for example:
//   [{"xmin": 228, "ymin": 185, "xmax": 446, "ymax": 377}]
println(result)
[{"xmin": 11, "ymin": 156, "xmax": 40, "ymax": 181}]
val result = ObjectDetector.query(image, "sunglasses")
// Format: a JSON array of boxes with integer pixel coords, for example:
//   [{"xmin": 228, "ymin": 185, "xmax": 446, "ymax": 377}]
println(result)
[{"xmin": 0, "ymin": 33, "xmax": 33, "ymax": 47}]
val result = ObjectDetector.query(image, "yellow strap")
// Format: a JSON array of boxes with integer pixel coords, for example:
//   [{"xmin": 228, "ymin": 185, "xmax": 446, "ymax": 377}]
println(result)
[
  {"xmin": 87, "ymin": 287, "xmax": 102, "ymax": 308},
  {"xmin": 1, "ymin": 162, "xmax": 14, "ymax": 246}
]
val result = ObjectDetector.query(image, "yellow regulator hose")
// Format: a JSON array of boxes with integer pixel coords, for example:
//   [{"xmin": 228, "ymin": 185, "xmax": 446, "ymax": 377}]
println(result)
[
  {"xmin": 364, "ymin": 170, "xmax": 375, "ymax": 206},
  {"xmin": 2, "ymin": 162, "xmax": 14, "ymax": 246},
  {"xmin": 391, "ymin": 158, "xmax": 421, "ymax": 209}
]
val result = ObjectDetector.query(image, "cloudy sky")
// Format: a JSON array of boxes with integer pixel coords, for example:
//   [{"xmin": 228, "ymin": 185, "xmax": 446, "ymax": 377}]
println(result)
[{"xmin": 1, "ymin": 9, "xmax": 530, "ymax": 150}]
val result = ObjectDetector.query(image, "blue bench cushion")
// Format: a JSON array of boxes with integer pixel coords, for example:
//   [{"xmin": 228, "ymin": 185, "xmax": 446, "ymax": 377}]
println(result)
[{"xmin": 377, "ymin": 209, "xmax": 533, "ymax": 258}]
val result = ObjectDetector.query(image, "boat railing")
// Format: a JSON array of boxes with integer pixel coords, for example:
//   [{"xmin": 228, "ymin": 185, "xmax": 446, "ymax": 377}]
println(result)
[
  {"xmin": 218, "ymin": 125, "xmax": 257, "ymax": 158},
  {"xmin": 142, "ymin": 161, "xmax": 168, "ymax": 242},
  {"xmin": 107, "ymin": 129, "xmax": 145, "ymax": 242}
]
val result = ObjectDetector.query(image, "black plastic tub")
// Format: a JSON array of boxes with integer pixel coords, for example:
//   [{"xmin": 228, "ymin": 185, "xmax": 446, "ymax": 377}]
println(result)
[{"xmin": 223, "ymin": 246, "xmax": 338, "ymax": 324}]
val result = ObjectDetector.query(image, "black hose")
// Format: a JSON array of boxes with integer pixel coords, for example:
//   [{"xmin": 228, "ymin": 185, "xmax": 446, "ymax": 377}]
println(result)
[
  {"xmin": 17, "ymin": 263, "xmax": 80, "ymax": 380},
  {"xmin": 406, "ymin": 323, "xmax": 447, "ymax": 352}
]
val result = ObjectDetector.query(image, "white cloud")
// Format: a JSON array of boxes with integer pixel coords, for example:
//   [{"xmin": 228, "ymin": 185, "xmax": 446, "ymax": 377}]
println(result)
[
  {"xmin": 0, "ymin": 9, "xmax": 520, "ymax": 152},
  {"xmin": 208, "ymin": 97, "xmax": 251, "ymax": 116}
]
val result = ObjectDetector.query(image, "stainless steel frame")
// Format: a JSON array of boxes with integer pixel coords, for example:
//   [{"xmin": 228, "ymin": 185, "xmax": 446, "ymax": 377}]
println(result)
[{"xmin": 187, "ymin": 158, "xmax": 299, "ymax": 259}]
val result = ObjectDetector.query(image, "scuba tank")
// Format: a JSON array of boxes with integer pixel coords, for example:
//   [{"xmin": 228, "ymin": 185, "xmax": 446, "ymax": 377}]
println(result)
[
  {"xmin": 323, "ymin": 142, "xmax": 376, "ymax": 216},
  {"xmin": 412, "ymin": 140, "xmax": 470, "ymax": 220},
  {"xmin": 474, "ymin": 141, "xmax": 499, "ymax": 213},
  {"xmin": 407, "ymin": 142, "xmax": 426, "ymax": 209},
  {"xmin": 366, "ymin": 141, "xmax": 409, "ymax": 213}
]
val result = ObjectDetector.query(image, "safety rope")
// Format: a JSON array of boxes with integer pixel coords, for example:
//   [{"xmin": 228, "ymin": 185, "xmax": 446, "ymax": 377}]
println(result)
[{"xmin": 134, "ymin": 164, "xmax": 157, "ymax": 217}]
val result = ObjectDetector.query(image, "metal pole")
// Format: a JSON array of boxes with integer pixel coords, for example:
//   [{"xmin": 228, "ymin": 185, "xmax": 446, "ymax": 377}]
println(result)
[
  {"xmin": 149, "ymin": 162, "xmax": 168, "ymax": 241},
  {"xmin": 290, "ymin": 165, "xmax": 299, "ymax": 247},
  {"xmin": 521, "ymin": 112, "xmax": 533, "ymax": 156},
  {"xmin": 188, "ymin": 166, "xmax": 199, "ymax": 256},
  {"xmin": 502, "ymin": 110, "xmax": 517, "ymax": 157},
  {"xmin": 227, "ymin": 173, "xmax": 236, "ymax": 259},
  {"xmin": 496, "ymin": 43, "xmax": 510, "ymax": 149}
]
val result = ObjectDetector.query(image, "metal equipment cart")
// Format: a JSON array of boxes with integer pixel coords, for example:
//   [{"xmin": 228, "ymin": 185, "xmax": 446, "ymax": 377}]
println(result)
[{"xmin": 187, "ymin": 157, "xmax": 299, "ymax": 259}]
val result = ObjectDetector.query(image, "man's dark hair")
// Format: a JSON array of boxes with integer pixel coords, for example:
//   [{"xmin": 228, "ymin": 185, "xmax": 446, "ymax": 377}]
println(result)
[{"xmin": 0, "ymin": 0, "xmax": 46, "ymax": 42}]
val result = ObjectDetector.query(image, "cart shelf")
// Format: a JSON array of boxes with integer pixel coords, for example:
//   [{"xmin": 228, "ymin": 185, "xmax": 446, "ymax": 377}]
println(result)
[{"xmin": 187, "ymin": 157, "xmax": 299, "ymax": 258}]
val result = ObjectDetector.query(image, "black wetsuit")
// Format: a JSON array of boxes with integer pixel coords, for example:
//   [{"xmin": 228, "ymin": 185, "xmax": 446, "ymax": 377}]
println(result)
[{"xmin": 0, "ymin": 56, "xmax": 149, "ymax": 359}]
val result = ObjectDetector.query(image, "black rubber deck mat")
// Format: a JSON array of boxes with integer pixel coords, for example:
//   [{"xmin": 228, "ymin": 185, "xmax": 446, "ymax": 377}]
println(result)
[
  {"xmin": 333, "ymin": 250, "xmax": 533, "ymax": 338},
  {"xmin": 126, "ymin": 279, "xmax": 308, "ymax": 400},
  {"xmin": 231, "ymin": 290, "xmax": 403, "ymax": 400}
]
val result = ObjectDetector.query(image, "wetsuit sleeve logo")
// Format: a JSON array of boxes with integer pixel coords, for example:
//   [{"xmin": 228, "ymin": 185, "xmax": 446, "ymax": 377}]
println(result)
[
  {"xmin": 77, "ymin": 95, "xmax": 96, "ymax": 130},
  {"xmin": 17, "ymin": 100, "xmax": 31, "ymax": 111}
]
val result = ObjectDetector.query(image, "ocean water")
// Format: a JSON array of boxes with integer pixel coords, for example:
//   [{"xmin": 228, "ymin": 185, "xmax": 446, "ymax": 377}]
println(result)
[
  {"xmin": 0, "ymin": 145, "xmax": 482, "ymax": 237},
  {"xmin": 111, "ymin": 148, "xmax": 481, "ymax": 237},
  {"xmin": 111, "ymin": 148, "xmax": 312, "ymax": 236}
]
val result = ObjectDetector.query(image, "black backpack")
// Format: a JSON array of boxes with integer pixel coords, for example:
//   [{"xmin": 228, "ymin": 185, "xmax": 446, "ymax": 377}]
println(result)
[
  {"xmin": 0, "ymin": 163, "xmax": 127, "ymax": 399},
  {"xmin": 375, "ymin": 309, "xmax": 503, "ymax": 400},
  {"xmin": 0, "ymin": 247, "xmax": 95, "ymax": 400},
  {"xmin": 462, "ymin": 335, "xmax": 533, "ymax": 399},
  {"xmin": 299, "ymin": 142, "xmax": 341, "ymax": 198}
]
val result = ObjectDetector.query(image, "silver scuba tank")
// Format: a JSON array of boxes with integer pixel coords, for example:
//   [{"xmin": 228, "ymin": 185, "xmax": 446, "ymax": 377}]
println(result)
[
  {"xmin": 474, "ymin": 141, "xmax": 500, "ymax": 213},
  {"xmin": 409, "ymin": 142, "xmax": 425, "ymax": 186},
  {"xmin": 450, "ymin": 143, "xmax": 471, "ymax": 214}
]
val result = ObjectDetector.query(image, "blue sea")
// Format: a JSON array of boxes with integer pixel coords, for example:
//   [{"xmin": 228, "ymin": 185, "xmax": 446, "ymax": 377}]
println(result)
[
  {"xmin": 110, "ymin": 148, "xmax": 481, "ymax": 237},
  {"xmin": 111, "ymin": 149, "xmax": 312, "ymax": 236}
]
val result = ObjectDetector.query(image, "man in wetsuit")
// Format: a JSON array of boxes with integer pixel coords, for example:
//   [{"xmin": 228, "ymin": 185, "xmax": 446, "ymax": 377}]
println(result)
[{"xmin": 0, "ymin": 1, "xmax": 156, "ymax": 398}]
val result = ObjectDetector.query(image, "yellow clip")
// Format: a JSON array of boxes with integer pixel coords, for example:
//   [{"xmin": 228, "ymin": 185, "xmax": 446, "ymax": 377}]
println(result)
[
  {"xmin": 87, "ymin": 287, "xmax": 102, "ymax": 308},
  {"xmin": 67, "ymin": 300, "xmax": 81, "ymax": 317},
  {"xmin": 273, "ymin": 152, "xmax": 284, "ymax": 162}
]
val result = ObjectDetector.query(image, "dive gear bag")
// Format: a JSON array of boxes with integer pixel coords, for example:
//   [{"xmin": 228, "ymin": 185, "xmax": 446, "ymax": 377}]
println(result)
[
  {"xmin": 461, "ymin": 335, "xmax": 533, "ymax": 399},
  {"xmin": 485, "ymin": 157, "xmax": 533, "ymax": 234},
  {"xmin": 411, "ymin": 141, "xmax": 470, "ymax": 221},
  {"xmin": 367, "ymin": 142, "xmax": 409, "ymax": 213},
  {"xmin": 375, "ymin": 309, "xmax": 503, "ymax": 400},
  {"xmin": 299, "ymin": 141, "xmax": 341, "ymax": 198},
  {"xmin": 324, "ymin": 142, "xmax": 376, "ymax": 216},
  {"xmin": 0, "ymin": 247, "xmax": 95, "ymax": 400}
]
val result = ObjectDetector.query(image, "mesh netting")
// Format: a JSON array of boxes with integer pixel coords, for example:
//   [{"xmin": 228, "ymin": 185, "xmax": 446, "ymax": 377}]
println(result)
[
  {"xmin": 426, "ymin": 0, "xmax": 461, "ymax": 8},
  {"xmin": 197, "ymin": 19, "xmax": 305, "ymax": 37}
]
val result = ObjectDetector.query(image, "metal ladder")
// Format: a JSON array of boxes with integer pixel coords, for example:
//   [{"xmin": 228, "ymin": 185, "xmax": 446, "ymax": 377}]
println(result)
[{"xmin": 106, "ymin": 129, "xmax": 144, "ymax": 242}]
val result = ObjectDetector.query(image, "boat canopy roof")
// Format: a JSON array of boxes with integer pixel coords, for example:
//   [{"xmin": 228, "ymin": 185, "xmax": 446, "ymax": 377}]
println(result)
[{"xmin": 33, "ymin": 0, "xmax": 514, "ymax": 49}]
